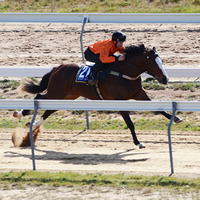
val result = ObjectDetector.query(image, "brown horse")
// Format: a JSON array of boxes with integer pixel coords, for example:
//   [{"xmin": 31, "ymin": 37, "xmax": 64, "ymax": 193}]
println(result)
[{"xmin": 13, "ymin": 44, "xmax": 181, "ymax": 148}]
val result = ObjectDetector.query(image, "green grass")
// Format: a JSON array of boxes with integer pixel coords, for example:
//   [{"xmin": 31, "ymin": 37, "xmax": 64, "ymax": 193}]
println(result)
[
  {"xmin": 0, "ymin": 0, "xmax": 200, "ymax": 13},
  {"xmin": 1, "ymin": 110, "xmax": 200, "ymax": 131},
  {"xmin": 0, "ymin": 171, "xmax": 200, "ymax": 191},
  {"xmin": 0, "ymin": 79, "xmax": 20, "ymax": 90},
  {"xmin": 143, "ymin": 79, "xmax": 200, "ymax": 91},
  {"xmin": 168, "ymin": 82, "xmax": 200, "ymax": 91},
  {"xmin": 33, "ymin": 113, "xmax": 200, "ymax": 131}
]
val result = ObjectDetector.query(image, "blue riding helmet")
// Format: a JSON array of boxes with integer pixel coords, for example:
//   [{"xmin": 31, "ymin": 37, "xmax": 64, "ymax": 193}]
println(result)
[{"xmin": 112, "ymin": 31, "xmax": 126, "ymax": 42}]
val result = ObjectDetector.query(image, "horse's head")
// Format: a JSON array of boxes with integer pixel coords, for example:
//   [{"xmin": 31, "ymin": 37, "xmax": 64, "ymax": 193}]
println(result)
[
  {"xmin": 145, "ymin": 47, "xmax": 169, "ymax": 84},
  {"xmin": 123, "ymin": 44, "xmax": 169, "ymax": 85}
]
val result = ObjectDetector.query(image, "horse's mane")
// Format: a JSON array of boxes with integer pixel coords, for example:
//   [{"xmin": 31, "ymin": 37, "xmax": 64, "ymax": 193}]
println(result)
[{"xmin": 124, "ymin": 44, "xmax": 145, "ymax": 55}]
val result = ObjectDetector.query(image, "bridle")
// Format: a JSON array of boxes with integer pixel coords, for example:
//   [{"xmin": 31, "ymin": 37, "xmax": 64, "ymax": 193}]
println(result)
[{"xmin": 124, "ymin": 52, "xmax": 159, "ymax": 79}]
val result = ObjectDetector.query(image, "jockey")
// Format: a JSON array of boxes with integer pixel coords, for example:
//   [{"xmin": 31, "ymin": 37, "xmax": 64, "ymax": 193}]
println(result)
[{"xmin": 84, "ymin": 31, "xmax": 126, "ymax": 86}]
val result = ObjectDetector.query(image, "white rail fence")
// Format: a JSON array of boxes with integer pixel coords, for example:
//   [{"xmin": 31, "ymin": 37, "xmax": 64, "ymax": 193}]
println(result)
[
  {"xmin": 0, "ymin": 13, "xmax": 200, "ymax": 23},
  {"xmin": 0, "ymin": 67, "xmax": 200, "ymax": 78},
  {"xmin": 1, "ymin": 99, "xmax": 200, "ymax": 112}
]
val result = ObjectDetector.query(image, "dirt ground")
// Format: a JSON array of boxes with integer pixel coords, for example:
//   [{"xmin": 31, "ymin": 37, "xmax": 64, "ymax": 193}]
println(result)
[
  {"xmin": 0, "ymin": 23, "xmax": 200, "ymax": 199},
  {"xmin": 0, "ymin": 128, "xmax": 200, "ymax": 199},
  {"xmin": 0, "ymin": 128, "xmax": 200, "ymax": 177},
  {"xmin": 0, "ymin": 23, "xmax": 200, "ymax": 70}
]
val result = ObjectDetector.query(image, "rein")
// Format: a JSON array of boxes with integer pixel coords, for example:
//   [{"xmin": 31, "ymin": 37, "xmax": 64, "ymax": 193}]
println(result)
[
  {"xmin": 106, "ymin": 54, "xmax": 158, "ymax": 81},
  {"xmin": 106, "ymin": 69, "xmax": 139, "ymax": 81}
]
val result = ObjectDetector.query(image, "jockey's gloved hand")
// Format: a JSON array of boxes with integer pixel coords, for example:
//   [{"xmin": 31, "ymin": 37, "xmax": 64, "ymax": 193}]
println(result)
[
  {"xmin": 118, "ymin": 55, "xmax": 125, "ymax": 61},
  {"xmin": 114, "ymin": 55, "xmax": 119, "ymax": 62}
]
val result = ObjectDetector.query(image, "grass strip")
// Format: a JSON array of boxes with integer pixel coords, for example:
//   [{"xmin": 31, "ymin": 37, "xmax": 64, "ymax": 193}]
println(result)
[
  {"xmin": 1, "ymin": 0, "xmax": 200, "ymax": 13},
  {"xmin": 2, "ymin": 114, "xmax": 200, "ymax": 131},
  {"xmin": 0, "ymin": 171, "xmax": 200, "ymax": 191}
]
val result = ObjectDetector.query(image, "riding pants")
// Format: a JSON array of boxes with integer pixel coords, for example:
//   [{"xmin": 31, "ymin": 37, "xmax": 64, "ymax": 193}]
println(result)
[{"xmin": 84, "ymin": 47, "xmax": 104, "ymax": 78}]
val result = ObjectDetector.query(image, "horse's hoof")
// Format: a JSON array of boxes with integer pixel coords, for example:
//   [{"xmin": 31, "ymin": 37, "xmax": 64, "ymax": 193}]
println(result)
[
  {"xmin": 174, "ymin": 117, "xmax": 183, "ymax": 123},
  {"xmin": 137, "ymin": 143, "xmax": 146, "ymax": 149},
  {"xmin": 13, "ymin": 111, "xmax": 18, "ymax": 117},
  {"xmin": 13, "ymin": 111, "xmax": 20, "ymax": 118},
  {"xmin": 26, "ymin": 122, "xmax": 31, "ymax": 128}
]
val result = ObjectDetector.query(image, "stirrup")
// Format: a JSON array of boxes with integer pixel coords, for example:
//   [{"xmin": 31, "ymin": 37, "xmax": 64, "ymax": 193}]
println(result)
[
  {"xmin": 86, "ymin": 72, "xmax": 95, "ymax": 86},
  {"xmin": 87, "ymin": 79, "xmax": 95, "ymax": 86}
]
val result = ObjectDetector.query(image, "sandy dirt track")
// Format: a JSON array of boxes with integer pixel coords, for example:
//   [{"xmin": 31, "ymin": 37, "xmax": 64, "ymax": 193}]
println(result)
[
  {"xmin": 0, "ymin": 23, "xmax": 200, "ymax": 70},
  {"xmin": 0, "ymin": 128, "xmax": 199, "ymax": 178}
]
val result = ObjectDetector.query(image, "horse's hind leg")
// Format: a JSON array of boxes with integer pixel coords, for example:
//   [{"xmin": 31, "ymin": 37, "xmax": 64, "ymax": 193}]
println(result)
[
  {"xmin": 13, "ymin": 94, "xmax": 42, "ymax": 118},
  {"xmin": 26, "ymin": 94, "xmax": 57, "ymax": 128},
  {"xmin": 26, "ymin": 110, "xmax": 57, "ymax": 129}
]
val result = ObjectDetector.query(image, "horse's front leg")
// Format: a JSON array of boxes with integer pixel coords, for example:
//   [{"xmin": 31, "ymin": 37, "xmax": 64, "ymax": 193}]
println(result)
[
  {"xmin": 119, "ymin": 111, "xmax": 145, "ymax": 149},
  {"xmin": 13, "ymin": 109, "xmax": 31, "ymax": 117},
  {"xmin": 159, "ymin": 111, "xmax": 182, "ymax": 123},
  {"xmin": 133, "ymin": 88, "xmax": 182, "ymax": 123}
]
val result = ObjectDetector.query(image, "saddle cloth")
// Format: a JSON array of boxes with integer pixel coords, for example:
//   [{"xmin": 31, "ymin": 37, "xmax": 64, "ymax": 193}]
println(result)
[
  {"xmin": 75, "ymin": 64, "xmax": 92, "ymax": 83},
  {"xmin": 75, "ymin": 62, "xmax": 106, "ymax": 84}
]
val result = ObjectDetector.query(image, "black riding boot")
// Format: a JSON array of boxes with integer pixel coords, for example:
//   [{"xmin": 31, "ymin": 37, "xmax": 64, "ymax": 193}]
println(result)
[
  {"xmin": 87, "ymin": 62, "xmax": 104, "ymax": 86},
  {"xmin": 87, "ymin": 72, "xmax": 95, "ymax": 86}
]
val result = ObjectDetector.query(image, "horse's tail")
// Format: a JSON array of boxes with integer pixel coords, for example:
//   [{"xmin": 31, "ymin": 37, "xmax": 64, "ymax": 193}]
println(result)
[{"xmin": 20, "ymin": 67, "xmax": 56, "ymax": 94}]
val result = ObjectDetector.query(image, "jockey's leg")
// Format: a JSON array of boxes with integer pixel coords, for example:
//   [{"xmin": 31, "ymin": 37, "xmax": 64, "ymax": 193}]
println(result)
[
  {"xmin": 87, "ymin": 62, "xmax": 104, "ymax": 86},
  {"xmin": 84, "ymin": 47, "xmax": 104, "ymax": 86}
]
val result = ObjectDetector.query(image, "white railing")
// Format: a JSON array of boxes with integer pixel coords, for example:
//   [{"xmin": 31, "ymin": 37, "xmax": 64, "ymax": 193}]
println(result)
[
  {"xmin": 0, "ymin": 13, "xmax": 200, "ymax": 23},
  {"xmin": 1, "ymin": 99, "xmax": 200, "ymax": 112},
  {"xmin": 0, "ymin": 67, "xmax": 200, "ymax": 78}
]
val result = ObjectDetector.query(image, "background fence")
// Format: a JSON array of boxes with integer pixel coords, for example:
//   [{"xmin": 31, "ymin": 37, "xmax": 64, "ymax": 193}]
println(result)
[
  {"xmin": 0, "ymin": 67, "xmax": 199, "ymax": 78},
  {"xmin": 0, "ymin": 13, "xmax": 200, "ymax": 23}
]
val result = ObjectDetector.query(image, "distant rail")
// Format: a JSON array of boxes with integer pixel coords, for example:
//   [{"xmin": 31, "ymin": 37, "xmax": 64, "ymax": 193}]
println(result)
[
  {"xmin": 0, "ymin": 67, "xmax": 199, "ymax": 78},
  {"xmin": 0, "ymin": 13, "xmax": 200, "ymax": 23}
]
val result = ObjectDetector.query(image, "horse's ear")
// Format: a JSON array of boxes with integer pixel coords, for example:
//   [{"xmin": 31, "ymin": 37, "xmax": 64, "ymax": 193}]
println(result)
[
  {"xmin": 142, "ymin": 44, "xmax": 145, "ymax": 49},
  {"xmin": 153, "ymin": 47, "xmax": 156, "ymax": 52}
]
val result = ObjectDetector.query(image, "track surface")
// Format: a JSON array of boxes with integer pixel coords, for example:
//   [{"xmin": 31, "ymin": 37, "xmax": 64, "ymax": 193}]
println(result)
[{"xmin": 0, "ymin": 129, "xmax": 199, "ymax": 178}]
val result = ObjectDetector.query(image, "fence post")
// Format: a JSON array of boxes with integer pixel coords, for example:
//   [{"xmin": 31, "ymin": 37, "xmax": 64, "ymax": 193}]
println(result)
[
  {"xmin": 167, "ymin": 101, "xmax": 176, "ymax": 175},
  {"xmin": 80, "ymin": 17, "xmax": 88, "ymax": 65},
  {"xmin": 29, "ymin": 100, "xmax": 38, "ymax": 171},
  {"xmin": 80, "ymin": 16, "xmax": 90, "ymax": 130}
]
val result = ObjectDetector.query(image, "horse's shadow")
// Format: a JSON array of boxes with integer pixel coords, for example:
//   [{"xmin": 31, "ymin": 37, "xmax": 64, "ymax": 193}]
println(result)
[{"xmin": 4, "ymin": 148, "xmax": 149, "ymax": 165}]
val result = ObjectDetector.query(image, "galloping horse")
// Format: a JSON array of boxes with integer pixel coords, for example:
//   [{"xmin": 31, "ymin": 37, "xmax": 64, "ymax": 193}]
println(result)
[{"xmin": 13, "ymin": 44, "xmax": 181, "ymax": 148}]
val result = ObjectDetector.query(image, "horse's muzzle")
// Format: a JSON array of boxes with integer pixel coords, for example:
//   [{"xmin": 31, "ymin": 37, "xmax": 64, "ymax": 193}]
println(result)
[
  {"xmin": 155, "ymin": 76, "xmax": 169, "ymax": 84},
  {"xmin": 161, "ymin": 76, "xmax": 169, "ymax": 84}
]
